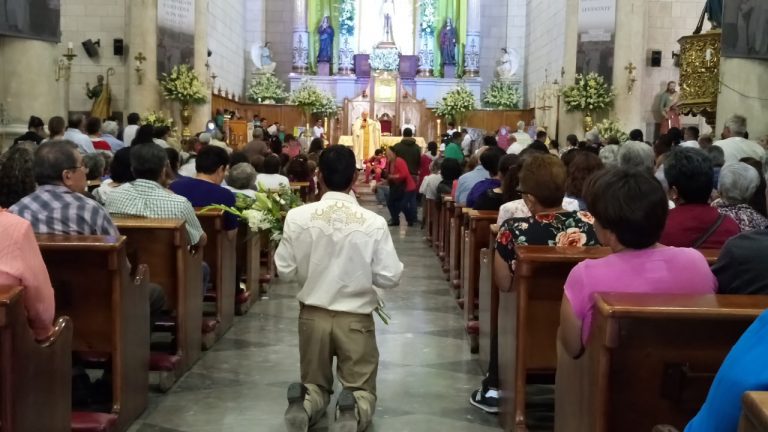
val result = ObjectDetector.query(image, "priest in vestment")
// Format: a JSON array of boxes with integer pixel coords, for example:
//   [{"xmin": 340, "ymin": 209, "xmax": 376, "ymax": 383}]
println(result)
[{"xmin": 352, "ymin": 111, "xmax": 381, "ymax": 167}]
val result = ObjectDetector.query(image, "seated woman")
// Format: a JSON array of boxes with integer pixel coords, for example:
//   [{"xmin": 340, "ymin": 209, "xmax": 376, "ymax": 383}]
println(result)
[
  {"xmin": 0, "ymin": 146, "xmax": 35, "ymax": 208},
  {"xmin": 224, "ymin": 163, "xmax": 257, "ymax": 198},
  {"xmin": 564, "ymin": 150, "xmax": 604, "ymax": 211},
  {"xmin": 473, "ymin": 153, "xmax": 519, "ymax": 211},
  {"xmin": 712, "ymin": 162, "xmax": 768, "ymax": 232},
  {"xmin": 436, "ymin": 157, "xmax": 462, "ymax": 198},
  {"xmin": 0, "ymin": 211, "xmax": 55, "ymax": 340},
  {"xmin": 660, "ymin": 147, "xmax": 740, "ymax": 248},
  {"xmin": 93, "ymin": 147, "xmax": 134, "ymax": 205},
  {"xmin": 469, "ymin": 153, "xmax": 600, "ymax": 414},
  {"xmin": 558, "ymin": 167, "xmax": 717, "ymax": 359}
]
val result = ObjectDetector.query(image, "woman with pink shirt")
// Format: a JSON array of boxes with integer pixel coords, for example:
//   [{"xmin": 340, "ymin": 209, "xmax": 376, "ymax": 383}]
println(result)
[
  {"xmin": 558, "ymin": 168, "xmax": 717, "ymax": 358},
  {"xmin": 0, "ymin": 211, "xmax": 55, "ymax": 340}
]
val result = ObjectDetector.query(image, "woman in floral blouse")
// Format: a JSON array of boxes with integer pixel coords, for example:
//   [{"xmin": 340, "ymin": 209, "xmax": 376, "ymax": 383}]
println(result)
[
  {"xmin": 713, "ymin": 162, "xmax": 768, "ymax": 232},
  {"xmin": 469, "ymin": 153, "xmax": 599, "ymax": 414}
]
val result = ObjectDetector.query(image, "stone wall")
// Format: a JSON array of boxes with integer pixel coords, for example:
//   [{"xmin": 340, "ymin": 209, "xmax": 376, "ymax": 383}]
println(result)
[
  {"xmin": 523, "ymin": 0, "xmax": 566, "ymax": 107},
  {"xmin": 265, "ymin": 1, "xmax": 295, "ymax": 79},
  {"xmin": 478, "ymin": 0, "xmax": 526, "ymax": 96},
  {"xmin": 244, "ymin": 0, "xmax": 267, "ymax": 80},
  {"xmin": 209, "ymin": 0, "xmax": 246, "ymax": 99},
  {"xmin": 60, "ymin": 0, "xmax": 128, "ymax": 117}
]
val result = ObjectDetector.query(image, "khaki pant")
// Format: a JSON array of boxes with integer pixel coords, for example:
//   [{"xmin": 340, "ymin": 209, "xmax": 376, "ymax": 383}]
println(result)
[{"xmin": 299, "ymin": 304, "xmax": 379, "ymax": 432}]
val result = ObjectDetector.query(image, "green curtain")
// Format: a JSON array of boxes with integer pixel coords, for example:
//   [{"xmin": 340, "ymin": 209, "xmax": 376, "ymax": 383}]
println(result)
[
  {"xmin": 432, "ymin": 0, "xmax": 467, "ymax": 77},
  {"xmin": 307, "ymin": 0, "xmax": 342, "ymax": 74}
]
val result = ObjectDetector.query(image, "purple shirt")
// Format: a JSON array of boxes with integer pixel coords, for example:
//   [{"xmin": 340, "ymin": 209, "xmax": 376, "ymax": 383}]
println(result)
[
  {"xmin": 467, "ymin": 178, "xmax": 501, "ymax": 208},
  {"xmin": 564, "ymin": 246, "xmax": 717, "ymax": 344},
  {"xmin": 169, "ymin": 177, "xmax": 238, "ymax": 231}
]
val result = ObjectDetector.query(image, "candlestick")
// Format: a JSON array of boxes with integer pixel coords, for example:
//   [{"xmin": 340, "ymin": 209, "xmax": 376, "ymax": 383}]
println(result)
[{"xmin": 68, "ymin": 41, "xmax": 73, "ymax": 49}]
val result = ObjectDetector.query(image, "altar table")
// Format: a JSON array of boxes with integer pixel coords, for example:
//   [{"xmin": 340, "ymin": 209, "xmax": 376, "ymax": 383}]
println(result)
[{"xmin": 338, "ymin": 135, "xmax": 427, "ymax": 150}]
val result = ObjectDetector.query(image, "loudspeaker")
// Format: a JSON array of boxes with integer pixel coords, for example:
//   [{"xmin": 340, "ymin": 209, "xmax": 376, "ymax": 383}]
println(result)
[
  {"xmin": 113, "ymin": 39, "xmax": 124, "ymax": 56},
  {"xmin": 82, "ymin": 39, "xmax": 100, "ymax": 58},
  {"xmin": 650, "ymin": 50, "xmax": 662, "ymax": 67}
]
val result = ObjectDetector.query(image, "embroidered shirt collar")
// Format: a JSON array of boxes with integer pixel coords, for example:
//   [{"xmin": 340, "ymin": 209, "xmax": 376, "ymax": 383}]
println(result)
[{"xmin": 321, "ymin": 191, "xmax": 359, "ymax": 205}]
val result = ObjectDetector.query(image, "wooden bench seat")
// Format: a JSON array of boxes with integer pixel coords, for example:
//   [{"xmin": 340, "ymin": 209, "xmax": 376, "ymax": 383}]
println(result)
[
  {"xmin": 111, "ymin": 217, "xmax": 203, "ymax": 374},
  {"xmin": 741, "ymin": 392, "xmax": 768, "ymax": 432},
  {"xmin": 440, "ymin": 196, "xmax": 454, "ymax": 268},
  {"xmin": 235, "ymin": 221, "xmax": 261, "ymax": 315},
  {"xmin": 196, "ymin": 208, "xmax": 236, "ymax": 338},
  {"xmin": 0, "ymin": 285, "xmax": 73, "ymax": 432},
  {"xmin": 37, "ymin": 235, "xmax": 149, "ymax": 431},
  {"xmin": 497, "ymin": 245, "xmax": 720, "ymax": 430},
  {"xmin": 555, "ymin": 293, "xmax": 768, "ymax": 432}
]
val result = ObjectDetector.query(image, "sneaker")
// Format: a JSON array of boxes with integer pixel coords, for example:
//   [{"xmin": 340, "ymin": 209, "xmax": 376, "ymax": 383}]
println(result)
[
  {"xmin": 331, "ymin": 389, "xmax": 358, "ymax": 432},
  {"xmin": 284, "ymin": 383, "xmax": 309, "ymax": 432},
  {"xmin": 469, "ymin": 388, "xmax": 499, "ymax": 414}
]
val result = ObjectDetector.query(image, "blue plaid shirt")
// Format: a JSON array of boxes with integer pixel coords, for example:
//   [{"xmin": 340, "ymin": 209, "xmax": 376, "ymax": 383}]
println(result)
[{"xmin": 10, "ymin": 185, "xmax": 119, "ymax": 236}]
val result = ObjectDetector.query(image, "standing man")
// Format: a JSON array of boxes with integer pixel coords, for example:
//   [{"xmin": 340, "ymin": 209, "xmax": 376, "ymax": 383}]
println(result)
[
  {"xmin": 277, "ymin": 145, "xmax": 403, "ymax": 432},
  {"xmin": 352, "ymin": 111, "xmax": 381, "ymax": 168}
]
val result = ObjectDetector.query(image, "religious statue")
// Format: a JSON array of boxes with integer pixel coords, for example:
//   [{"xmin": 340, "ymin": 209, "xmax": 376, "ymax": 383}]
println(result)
[
  {"xmin": 705, "ymin": 0, "xmax": 723, "ymax": 29},
  {"xmin": 496, "ymin": 48, "xmax": 518, "ymax": 79},
  {"xmin": 352, "ymin": 111, "xmax": 382, "ymax": 168},
  {"xmin": 317, "ymin": 16, "xmax": 335, "ymax": 63},
  {"xmin": 440, "ymin": 18, "xmax": 458, "ymax": 66},
  {"xmin": 382, "ymin": 0, "xmax": 396, "ymax": 43},
  {"xmin": 86, "ymin": 69, "xmax": 113, "ymax": 119},
  {"xmin": 261, "ymin": 42, "xmax": 276, "ymax": 74},
  {"xmin": 659, "ymin": 81, "xmax": 681, "ymax": 134}
]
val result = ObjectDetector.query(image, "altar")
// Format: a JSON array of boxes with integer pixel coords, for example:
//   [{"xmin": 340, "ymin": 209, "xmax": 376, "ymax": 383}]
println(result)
[{"xmin": 337, "ymin": 135, "xmax": 427, "ymax": 151}]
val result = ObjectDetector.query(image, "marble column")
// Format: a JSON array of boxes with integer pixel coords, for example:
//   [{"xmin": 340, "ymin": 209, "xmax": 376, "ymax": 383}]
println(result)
[
  {"xmin": 126, "ymin": 0, "xmax": 160, "ymax": 116},
  {"xmin": 292, "ymin": 0, "xmax": 309, "ymax": 74},
  {"xmin": 417, "ymin": 32, "xmax": 435, "ymax": 77},
  {"xmin": 611, "ymin": 0, "xmax": 647, "ymax": 133},
  {"xmin": 463, "ymin": 0, "xmax": 481, "ymax": 78},
  {"xmin": 0, "ymin": 37, "xmax": 66, "ymax": 149},
  {"xmin": 191, "ymin": 0, "xmax": 212, "ymax": 133}
]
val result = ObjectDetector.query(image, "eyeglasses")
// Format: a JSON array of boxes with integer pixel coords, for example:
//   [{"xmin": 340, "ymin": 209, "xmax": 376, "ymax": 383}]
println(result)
[
  {"xmin": 516, "ymin": 188, "xmax": 532, "ymax": 195},
  {"xmin": 66, "ymin": 164, "xmax": 88, "ymax": 173}
]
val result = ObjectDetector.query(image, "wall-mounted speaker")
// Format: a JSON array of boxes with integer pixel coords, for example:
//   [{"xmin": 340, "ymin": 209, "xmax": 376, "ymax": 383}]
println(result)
[
  {"xmin": 113, "ymin": 39, "xmax": 124, "ymax": 56},
  {"xmin": 82, "ymin": 39, "xmax": 100, "ymax": 58},
  {"xmin": 650, "ymin": 50, "xmax": 662, "ymax": 67}
]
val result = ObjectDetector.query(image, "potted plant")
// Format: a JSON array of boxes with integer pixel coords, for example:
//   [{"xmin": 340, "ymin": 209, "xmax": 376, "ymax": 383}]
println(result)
[
  {"xmin": 562, "ymin": 72, "xmax": 615, "ymax": 132},
  {"xmin": 159, "ymin": 64, "xmax": 208, "ymax": 138}
]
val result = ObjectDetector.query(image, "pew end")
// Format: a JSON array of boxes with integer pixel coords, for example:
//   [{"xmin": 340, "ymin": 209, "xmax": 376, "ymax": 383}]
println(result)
[
  {"xmin": 741, "ymin": 392, "xmax": 768, "ymax": 432},
  {"xmin": 196, "ymin": 208, "xmax": 236, "ymax": 340},
  {"xmin": 555, "ymin": 293, "xmax": 768, "ymax": 432}
]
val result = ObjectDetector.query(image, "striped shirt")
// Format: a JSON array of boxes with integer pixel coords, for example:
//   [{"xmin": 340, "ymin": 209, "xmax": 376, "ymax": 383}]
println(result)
[
  {"xmin": 104, "ymin": 179, "xmax": 204, "ymax": 245},
  {"xmin": 9, "ymin": 185, "xmax": 119, "ymax": 236}
]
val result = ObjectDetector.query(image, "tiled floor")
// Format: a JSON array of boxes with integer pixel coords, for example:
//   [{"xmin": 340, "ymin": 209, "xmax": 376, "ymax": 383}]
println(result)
[{"xmin": 128, "ymin": 204, "xmax": 504, "ymax": 431}]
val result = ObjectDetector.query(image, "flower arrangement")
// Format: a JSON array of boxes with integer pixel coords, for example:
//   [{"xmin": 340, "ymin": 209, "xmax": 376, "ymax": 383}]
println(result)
[
  {"xmin": 159, "ymin": 64, "xmax": 208, "ymax": 105},
  {"xmin": 596, "ymin": 119, "xmax": 629, "ymax": 143},
  {"xmin": 369, "ymin": 48, "xmax": 400, "ymax": 71},
  {"xmin": 142, "ymin": 111, "xmax": 173, "ymax": 127},
  {"xmin": 247, "ymin": 73, "xmax": 288, "ymax": 103},
  {"xmin": 206, "ymin": 186, "xmax": 302, "ymax": 243},
  {"xmin": 339, "ymin": 0, "xmax": 356, "ymax": 37},
  {"xmin": 482, "ymin": 79, "xmax": 522, "ymax": 109},
  {"xmin": 419, "ymin": 0, "xmax": 437, "ymax": 36},
  {"xmin": 434, "ymin": 84, "xmax": 476, "ymax": 122},
  {"xmin": 289, "ymin": 79, "xmax": 327, "ymax": 113},
  {"xmin": 562, "ymin": 72, "xmax": 615, "ymax": 113},
  {"xmin": 313, "ymin": 93, "xmax": 339, "ymax": 118}
]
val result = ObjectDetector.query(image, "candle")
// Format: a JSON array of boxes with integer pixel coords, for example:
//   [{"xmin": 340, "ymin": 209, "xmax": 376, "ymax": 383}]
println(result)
[{"xmin": 68, "ymin": 41, "xmax": 73, "ymax": 49}]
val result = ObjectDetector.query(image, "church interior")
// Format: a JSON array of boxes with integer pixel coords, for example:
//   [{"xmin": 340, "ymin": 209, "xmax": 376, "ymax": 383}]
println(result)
[{"xmin": 1, "ymin": 0, "xmax": 768, "ymax": 431}]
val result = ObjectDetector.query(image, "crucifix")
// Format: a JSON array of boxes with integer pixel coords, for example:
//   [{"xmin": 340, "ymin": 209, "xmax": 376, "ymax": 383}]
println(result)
[{"xmin": 625, "ymin": 62, "xmax": 638, "ymax": 94}]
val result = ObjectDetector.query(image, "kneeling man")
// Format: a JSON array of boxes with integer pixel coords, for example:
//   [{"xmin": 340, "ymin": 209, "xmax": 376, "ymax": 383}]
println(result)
[{"xmin": 276, "ymin": 145, "xmax": 404, "ymax": 432}]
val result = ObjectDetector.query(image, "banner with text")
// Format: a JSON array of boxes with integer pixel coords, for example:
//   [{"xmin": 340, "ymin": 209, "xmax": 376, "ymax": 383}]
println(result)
[
  {"xmin": 157, "ymin": 0, "xmax": 196, "ymax": 76},
  {"xmin": 576, "ymin": 0, "xmax": 616, "ymax": 84}
]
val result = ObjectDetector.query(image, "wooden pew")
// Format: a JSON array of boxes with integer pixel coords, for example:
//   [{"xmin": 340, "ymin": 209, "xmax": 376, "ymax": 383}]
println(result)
[
  {"xmin": 497, "ymin": 246, "xmax": 721, "ymax": 431},
  {"xmin": 235, "ymin": 221, "xmax": 260, "ymax": 314},
  {"xmin": 555, "ymin": 293, "xmax": 768, "ymax": 432},
  {"xmin": 450, "ymin": 205, "xmax": 469, "ymax": 293},
  {"xmin": 424, "ymin": 197, "xmax": 434, "ymax": 243},
  {"xmin": 0, "ymin": 285, "xmax": 73, "ymax": 432},
  {"xmin": 111, "ymin": 217, "xmax": 203, "ymax": 374},
  {"xmin": 462, "ymin": 210, "xmax": 498, "ymax": 324},
  {"xmin": 432, "ymin": 196, "xmax": 443, "ymax": 253},
  {"xmin": 197, "ymin": 208, "xmax": 236, "ymax": 338},
  {"xmin": 478, "ymin": 224, "xmax": 500, "ymax": 371},
  {"xmin": 38, "ymin": 234, "xmax": 148, "ymax": 431},
  {"xmin": 741, "ymin": 392, "xmax": 768, "ymax": 432},
  {"xmin": 289, "ymin": 181, "xmax": 311, "ymax": 202},
  {"xmin": 440, "ymin": 196, "xmax": 455, "ymax": 277}
]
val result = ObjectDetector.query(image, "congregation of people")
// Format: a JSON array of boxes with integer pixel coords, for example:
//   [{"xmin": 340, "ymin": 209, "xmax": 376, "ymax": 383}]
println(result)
[{"xmin": 2, "ymin": 105, "xmax": 768, "ymax": 431}]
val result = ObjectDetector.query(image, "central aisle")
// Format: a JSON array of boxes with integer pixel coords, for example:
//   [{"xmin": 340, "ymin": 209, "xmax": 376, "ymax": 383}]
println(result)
[{"xmin": 128, "ymin": 204, "xmax": 501, "ymax": 431}]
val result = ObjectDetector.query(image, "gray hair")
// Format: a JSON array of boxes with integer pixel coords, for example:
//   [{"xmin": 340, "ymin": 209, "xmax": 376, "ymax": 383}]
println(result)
[
  {"xmin": 725, "ymin": 114, "xmax": 747, "ymax": 137},
  {"xmin": 252, "ymin": 128, "xmax": 264, "ymax": 139},
  {"xmin": 226, "ymin": 162, "xmax": 257, "ymax": 190},
  {"xmin": 618, "ymin": 141, "xmax": 655, "ymax": 173},
  {"xmin": 82, "ymin": 153, "xmax": 105, "ymax": 180},
  {"xmin": 585, "ymin": 130, "xmax": 600, "ymax": 144},
  {"xmin": 704, "ymin": 145, "xmax": 725, "ymax": 167},
  {"xmin": 430, "ymin": 157, "xmax": 442, "ymax": 174},
  {"xmin": 101, "ymin": 120, "xmax": 119, "ymax": 137},
  {"xmin": 211, "ymin": 129, "xmax": 224, "ymax": 141},
  {"xmin": 516, "ymin": 120, "xmax": 525, "ymax": 131},
  {"xmin": 599, "ymin": 144, "xmax": 620, "ymax": 166},
  {"xmin": 719, "ymin": 162, "xmax": 760, "ymax": 204},
  {"xmin": 199, "ymin": 132, "xmax": 212, "ymax": 144},
  {"xmin": 33, "ymin": 140, "xmax": 78, "ymax": 185}
]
